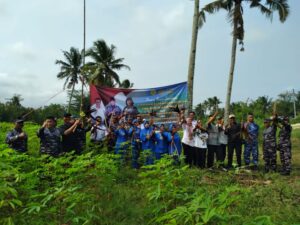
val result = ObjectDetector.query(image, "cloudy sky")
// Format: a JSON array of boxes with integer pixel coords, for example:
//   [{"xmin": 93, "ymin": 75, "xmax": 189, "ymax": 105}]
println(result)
[{"xmin": 0, "ymin": 0, "xmax": 299, "ymax": 108}]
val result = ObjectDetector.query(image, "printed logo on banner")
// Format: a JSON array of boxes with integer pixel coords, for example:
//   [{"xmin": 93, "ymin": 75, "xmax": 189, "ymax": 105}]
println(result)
[{"xmin": 90, "ymin": 82, "xmax": 187, "ymax": 124}]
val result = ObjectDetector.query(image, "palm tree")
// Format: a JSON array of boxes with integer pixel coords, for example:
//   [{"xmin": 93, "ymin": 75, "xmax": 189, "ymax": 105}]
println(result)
[
  {"xmin": 56, "ymin": 47, "xmax": 83, "ymax": 112},
  {"xmin": 187, "ymin": 0, "xmax": 200, "ymax": 111},
  {"xmin": 7, "ymin": 94, "xmax": 23, "ymax": 107},
  {"xmin": 199, "ymin": 0, "xmax": 289, "ymax": 124},
  {"xmin": 203, "ymin": 96, "xmax": 221, "ymax": 114},
  {"xmin": 120, "ymin": 79, "xmax": 134, "ymax": 88},
  {"xmin": 256, "ymin": 95, "xmax": 272, "ymax": 115},
  {"xmin": 85, "ymin": 39, "xmax": 130, "ymax": 87}
]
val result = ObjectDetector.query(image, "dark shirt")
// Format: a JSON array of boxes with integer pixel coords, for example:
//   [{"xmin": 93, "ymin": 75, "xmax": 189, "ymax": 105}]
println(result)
[
  {"xmin": 207, "ymin": 123, "xmax": 219, "ymax": 146},
  {"xmin": 279, "ymin": 124, "xmax": 292, "ymax": 146},
  {"xmin": 129, "ymin": 125, "xmax": 141, "ymax": 144},
  {"xmin": 263, "ymin": 124, "xmax": 277, "ymax": 148},
  {"xmin": 59, "ymin": 123, "xmax": 77, "ymax": 152},
  {"xmin": 5, "ymin": 129, "xmax": 28, "ymax": 152},
  {"xmin": 37, "ymin": 127, "xmax": 62, "ymax": 156},
  {"xmin": 225, "ymin": 122, "xmax": 242, "ymax": 144}
]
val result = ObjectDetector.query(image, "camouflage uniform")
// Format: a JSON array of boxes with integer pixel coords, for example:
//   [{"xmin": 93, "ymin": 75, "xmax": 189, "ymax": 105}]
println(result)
[
  {"xmin": 244, "ymin": 122, "xmax": 259, "ymax": 166},
  {"xmin": 262, "ymin": 124, "xmax": 277, "ymax": 172},
  {"xmin": 5, "ymin": 129, "xmax": 28, "ymax": 152},
  {"xmin": 278, "ymin": 123, "xmax": 292, "ymax": 174},
  {"xmin": 37, "ymin": 127, "xmax": 62, "ymax": 157}
]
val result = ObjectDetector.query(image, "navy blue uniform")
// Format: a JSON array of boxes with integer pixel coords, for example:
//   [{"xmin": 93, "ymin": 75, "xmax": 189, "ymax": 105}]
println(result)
[
  {"xmin": 6, "ymin": 129, "xmax": 28, "ymax": 152},
  {"xmin": 129, "ymin": 126, "xmax": 142, "ymax": 168}
]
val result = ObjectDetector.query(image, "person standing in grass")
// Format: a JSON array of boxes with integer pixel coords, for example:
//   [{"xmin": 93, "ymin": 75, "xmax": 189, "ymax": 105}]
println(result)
[
  {"xmin": 114, "ymin": 120, "xmax": 129, "ymax": 158},
  {"xmin": 181, "ymin": 117, "xmax": 195, "ymax": 166},
  {"xmin": 262, "ymin": 118, "xmax": 277, "ymax": 173},
  {"xmin": 90, "ymin": 116, "xmax": 108, "ymax": 148},
  {"xmin": 193, "ymin": 120, "xmax": 208, "ymax": 168},
  {"xmin": 225, "ymin": 114, "xmax": 242, "ymax": 168},
  {"xmin": 140, "ymin": 120, "xmax": 155, "ymax": 165},
  {"xmin": 217, "ymin": 116, "xmax": 228, "ymax": 168},
  {"xmin": 153, "ymin": 124, "xmax": 169, "ymax": 160},
  {"xmin": 128, "ymin": 119, "xmax": 142, "ymax": 168},
  {"xmin": 243, "ymin": 113, "xmax": 259, "ymax": 170},
  {"xmin": 167, "ymin": 123, "xmax": 182, "ymax": 156},
  {"xmin": 278, "ymin": 116, "xmax": 292, "ymax": 176},
  {"xmin": 5, "ymin": 118, "xmax": 28, "ymax": 153},
  {"xmin": 37, "ymin": 116, "xmax": 62, "ymax": 157},
  {"xmin": 206, "ymin": 112, "xmax": 221, "ymax": 168},
  {"xmin": 59, "ymin": 113, "xmax": 76, "ymax": 153}
]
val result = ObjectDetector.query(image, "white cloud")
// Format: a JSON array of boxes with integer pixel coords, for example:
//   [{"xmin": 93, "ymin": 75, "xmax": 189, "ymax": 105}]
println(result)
[
  {"xmin": 0, "ymin": 70, "xmax": 67, "ymax": 107},
  {"xmin": 10, "ymin": 42, "xmax": 36, "ymax": 60}
]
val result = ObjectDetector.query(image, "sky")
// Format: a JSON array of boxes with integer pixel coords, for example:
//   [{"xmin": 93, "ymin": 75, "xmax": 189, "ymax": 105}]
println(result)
[{"xmin": 0, "ymin": 0, "xmax": 299, "ymax": 108}]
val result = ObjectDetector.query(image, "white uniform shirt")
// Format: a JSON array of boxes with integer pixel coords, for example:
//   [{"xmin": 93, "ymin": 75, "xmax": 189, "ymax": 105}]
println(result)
[
  {"xmin": 182, "ymin": 123, "xmax": 195, "ymax": 147},
  {"xmin": 90, "ymin": 124, "xmax": 107, "ymax": 141},
  {"xmin": 194, "ymin": 129, "xmax": 209, "ymax": 149}
]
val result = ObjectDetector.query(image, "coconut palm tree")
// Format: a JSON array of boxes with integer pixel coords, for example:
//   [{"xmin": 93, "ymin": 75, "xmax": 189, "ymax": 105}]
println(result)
[
  {"xmin": 120, "ymin": 79, "xmax": 134, "ymax": 88},
  {"xmin": 85, "ymin": 39, "xmax": 130, "ymax": 87},
  {"xmin": 203, "ymin": 96, "xmax": 221, "ymax": 114},
  {"xmin": 56, "ymin": 47, "xmax": 83, "ymax": 112},
  {"xmin": 199, "ymin": 0, "xmax": 289, "ymax": 124},
  {"xmin": 187, "ymin": 0, "xmax": 200, "ymax": 111}
]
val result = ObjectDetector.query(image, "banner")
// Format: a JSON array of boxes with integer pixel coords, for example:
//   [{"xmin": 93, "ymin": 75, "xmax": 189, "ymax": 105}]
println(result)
[{"xmin": 90, "ymin": 82, "xmax": 187, "ymax": 124}]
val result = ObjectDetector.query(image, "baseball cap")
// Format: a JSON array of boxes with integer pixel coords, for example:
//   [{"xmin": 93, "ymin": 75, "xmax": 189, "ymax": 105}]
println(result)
[{"xmin": 229, "ymin": 114, "xmax": 235, "ymax": 119}]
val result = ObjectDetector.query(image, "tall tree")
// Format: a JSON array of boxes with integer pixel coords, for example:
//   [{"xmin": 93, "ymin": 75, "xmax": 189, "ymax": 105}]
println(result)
[
  {"xmin": 85, "ymin": 39, "xmax": 130, "ymax": 87},
  {"xmin": 119, "ymin": 79, "xmax": 134, "ymax": 88},
  {"xmin": 252, "ymin": 95, "xmax": 272, "ymax": 116},
  {"xmin": 56, "ymin": 47, "xmax": 83, "ymax": 113},
  {"xmin": 7, "ymin": 94, "xmax": 23, "ymax": 107},
  {"xmin": 199, "ymin": 0, "xmax": 289, "ymax": 124},
  {"xmin": 187, "ymin": 0, "xmax": 200, "ymax": 111},
  {"xmin": 203, "ymin": 96, "xmax": 221, "ymax": 115}
]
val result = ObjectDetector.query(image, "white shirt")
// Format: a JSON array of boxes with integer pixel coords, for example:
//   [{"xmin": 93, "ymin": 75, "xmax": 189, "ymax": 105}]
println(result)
[
  {"xmin": 194, "ymin": 129, "xmax": 208, "ymax": 149},
  {"xmin": 182, "ymin": 123, "xmax": 195, "ymax": 147},
  {"xmin": 192, "ymin": 120, "xmax": 197, "ymax": 127},
  {"xmin": 90, "ymin": 124, "xmax": 107, "ymax": 141},
  {"xmin": 217, "ymin": 124, "xmax": 228, "ymax": 145}
]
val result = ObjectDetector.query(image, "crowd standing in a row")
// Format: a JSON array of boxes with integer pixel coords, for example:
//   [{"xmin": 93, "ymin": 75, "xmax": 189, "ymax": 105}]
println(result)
[{"xmin": 5, "ymin": 107, "xmax": 293, "ymax": 175}]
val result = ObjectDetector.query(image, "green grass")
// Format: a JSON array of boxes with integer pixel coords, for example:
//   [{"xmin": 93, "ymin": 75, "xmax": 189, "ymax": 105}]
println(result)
[{"xmin": 1, "ymin": 122, "xmax": 300, "ymax": 225}]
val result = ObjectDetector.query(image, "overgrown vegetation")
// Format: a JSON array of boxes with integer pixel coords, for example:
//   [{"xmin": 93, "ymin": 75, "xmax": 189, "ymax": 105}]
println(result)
[{"xmin": 1, "ymin": 122, "xmax": 299, "ymax": 224}]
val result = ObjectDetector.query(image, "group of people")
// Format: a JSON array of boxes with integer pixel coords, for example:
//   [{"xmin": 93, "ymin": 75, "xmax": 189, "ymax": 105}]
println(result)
[
  {"xmin": 180, "ymin": 111, "xmax": 292, "ymax": 175},
  {"xmin": 5, "ymin": 105, "xmax": 293, "ymax": 175}
]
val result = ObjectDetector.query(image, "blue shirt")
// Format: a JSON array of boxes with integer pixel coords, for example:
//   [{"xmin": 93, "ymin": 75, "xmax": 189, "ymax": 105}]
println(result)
[
  {"xmin": 154, "ymin": 131, "xmax": 169, "ymax": 153},
  {"xmin": 167, "ymin": 132, "xmax": 182, "ymax": 155},
  {"xmin": 129, "ymin": 126, "xmax": 141, "ymax": 144},
  {"xmin": 6, "ymin": 129, "xmax": 28, "ymax": 152},
  {"xmin": 115, "ymin": 128, "xmax": 129, "ymax": 145},
  {"xmin": 140, "ymin": 127, "xmax": 155, "ymax": 151},
  {"xmin": 245, "ymin": 122, "xmax": 259, "ymax": 142}
]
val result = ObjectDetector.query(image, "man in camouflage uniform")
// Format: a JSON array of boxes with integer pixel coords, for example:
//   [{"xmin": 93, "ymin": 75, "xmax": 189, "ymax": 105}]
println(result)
[
  {"xmin": 278, "ymin": 117, "xmax": 292, "ymax": 176},
  {"xmin": 243, "ymin": 113, "xmax": 259, "ymax": 169},
  {"xmin": 37, "ymin": 116, "xmax": 62, "ymax": 157},
  {"xmin": 5, "ymin": 118, "xmax": 28, "ymax": 152},
  {"xmin": 262, "ymin": 118, "xmax": 277, "ymax": 172}
]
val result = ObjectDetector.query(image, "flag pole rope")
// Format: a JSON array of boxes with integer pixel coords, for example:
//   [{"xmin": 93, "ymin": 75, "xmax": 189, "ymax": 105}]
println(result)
[{"xmin": 22, "ymin": 89, "xmax": 66, "ymax": 119}]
